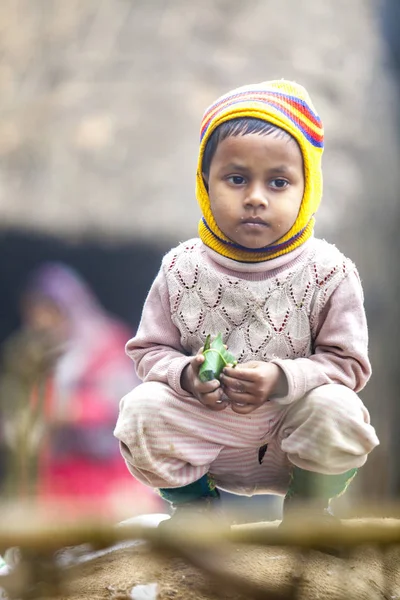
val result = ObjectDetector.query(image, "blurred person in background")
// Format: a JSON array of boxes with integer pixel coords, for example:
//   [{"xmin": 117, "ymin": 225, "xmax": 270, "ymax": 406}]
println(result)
[{"xmin": 2, "ymin": 262, "xmax": 162, "ymax": 513}]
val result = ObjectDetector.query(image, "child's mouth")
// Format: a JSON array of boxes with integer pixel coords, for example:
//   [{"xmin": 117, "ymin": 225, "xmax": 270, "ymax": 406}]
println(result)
[{"xmin": 241, "ymin": 218, "xmax": 269, "ymax": 229}]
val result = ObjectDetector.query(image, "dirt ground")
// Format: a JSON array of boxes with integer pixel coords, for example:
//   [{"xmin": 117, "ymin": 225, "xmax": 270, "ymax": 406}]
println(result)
[{"xmin": 58, "ymin": 519, "xmax": 400, "ymax": 600}]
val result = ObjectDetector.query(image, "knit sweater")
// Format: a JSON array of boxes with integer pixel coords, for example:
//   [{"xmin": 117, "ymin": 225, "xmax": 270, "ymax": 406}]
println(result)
[{"xmin": 126, "ymin": 237, "xmax": 371, "ymax": 405}]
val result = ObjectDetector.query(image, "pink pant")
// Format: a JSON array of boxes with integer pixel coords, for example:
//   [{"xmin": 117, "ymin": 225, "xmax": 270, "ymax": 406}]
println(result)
[{"xmin": 114, "ymin": 383, "xmax": 379, "ymax": 496}]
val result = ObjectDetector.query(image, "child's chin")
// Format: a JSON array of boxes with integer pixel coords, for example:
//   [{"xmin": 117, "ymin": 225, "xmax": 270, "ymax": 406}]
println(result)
[{"xmin": 233, "ymin": 238, "xmax": 278, "ymax": 251}]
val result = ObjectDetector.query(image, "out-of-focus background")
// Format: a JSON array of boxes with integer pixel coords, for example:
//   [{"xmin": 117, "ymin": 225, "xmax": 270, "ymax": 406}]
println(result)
[{"xmin": 0, "ymin": 0, "xmax": 399, "ymax": 517}]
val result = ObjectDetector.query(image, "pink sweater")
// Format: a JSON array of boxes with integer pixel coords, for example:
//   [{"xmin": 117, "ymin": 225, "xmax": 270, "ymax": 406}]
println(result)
[{"xmin": 126, "ymin": 237, "xmax": 371, "ymax": 405}]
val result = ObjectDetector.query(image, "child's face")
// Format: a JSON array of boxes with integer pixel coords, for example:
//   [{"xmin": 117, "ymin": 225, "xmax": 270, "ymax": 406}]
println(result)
[{"xmin": 204, "ymin": 132, "xmax": 305, "ymax": 249}]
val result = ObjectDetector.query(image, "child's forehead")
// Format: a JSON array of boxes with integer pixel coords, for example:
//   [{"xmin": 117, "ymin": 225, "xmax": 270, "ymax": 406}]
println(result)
[{"xmin": 212, "ymin": 132, "xmax": 303, "ymax": 166}]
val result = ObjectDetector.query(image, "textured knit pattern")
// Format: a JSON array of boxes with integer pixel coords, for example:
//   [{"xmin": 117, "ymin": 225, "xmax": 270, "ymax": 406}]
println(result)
[
  {"xmin": 125, "ymin": 237, "xmax": 371, "ymax": 403},
  {"xmin": 196, "ymin": 80, "xmax": 324, "ymax": 262},
  {"xmin": 165, "ymin": 237, "xmax": 353, "ymax": 362}
]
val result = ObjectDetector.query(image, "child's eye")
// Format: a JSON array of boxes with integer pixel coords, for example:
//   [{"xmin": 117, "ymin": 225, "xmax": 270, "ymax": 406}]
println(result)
[
  {"xmin": 227, "ymin": 175, "xmax": 246, "ymax": 185},
  {"xmin": 270, "ymin": 178, "xmax": 288, "ymax": 189}
]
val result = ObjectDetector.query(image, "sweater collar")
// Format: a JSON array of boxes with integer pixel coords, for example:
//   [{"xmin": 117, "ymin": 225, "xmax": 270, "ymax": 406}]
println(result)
[{"xmin": 202, "ymin": 237, "xmax": 314, "ymax": 275}]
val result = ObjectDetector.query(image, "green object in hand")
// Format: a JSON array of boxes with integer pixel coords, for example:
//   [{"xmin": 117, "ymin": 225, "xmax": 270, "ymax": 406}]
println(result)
[{"xmin": 198, "ymin": 333, "xmax": 237, "ymax": 382}]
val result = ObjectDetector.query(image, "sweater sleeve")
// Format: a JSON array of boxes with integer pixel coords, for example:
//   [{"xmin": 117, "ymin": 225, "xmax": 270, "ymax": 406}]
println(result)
[
  {"xmin": 125, "ymin": 265, "xmax": 193, "ymax": 395},
  {"xmin": 270, "ymin": 269, "xmax": 371, "ymax": 405}
]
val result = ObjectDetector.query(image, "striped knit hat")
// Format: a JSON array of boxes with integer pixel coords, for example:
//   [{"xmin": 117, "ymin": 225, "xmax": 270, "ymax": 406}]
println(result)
[{"xmin": 196, "ymin": 80, "xmax": 324, "ymax": 262}]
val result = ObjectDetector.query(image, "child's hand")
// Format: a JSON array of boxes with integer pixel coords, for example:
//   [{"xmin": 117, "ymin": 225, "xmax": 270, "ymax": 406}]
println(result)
[
  {"xmin": 181, "ymin": 351, "xmax": 228, "ymax": 411},
  {"xmin": 220, "ymin": 361, "xmax": 287, "ymax": 414}
]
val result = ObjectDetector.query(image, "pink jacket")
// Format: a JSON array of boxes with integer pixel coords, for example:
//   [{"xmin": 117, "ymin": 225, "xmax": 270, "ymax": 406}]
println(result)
[{"xmin": 126, "ymin": 237, "xmax": 371, "ymax": 405}]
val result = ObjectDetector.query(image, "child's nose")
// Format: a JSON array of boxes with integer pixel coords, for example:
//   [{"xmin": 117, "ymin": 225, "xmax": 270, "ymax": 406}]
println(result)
[{"xmin": 245, "ymin": 183, "xmax": 268, "ymax": 208}]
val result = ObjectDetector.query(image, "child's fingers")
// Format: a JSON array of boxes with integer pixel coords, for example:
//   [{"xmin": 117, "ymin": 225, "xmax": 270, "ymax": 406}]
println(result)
[
  {"xmin": 224, "ymin": 387, "xmax": 255, "ymax": 406},
  {"xmin": 220, "ymin": 371, "xmax": 252, "ymax": 393},
  {"xmin": 197, "ymin": 378, "xmax": 220, "ymax": 394},
  {"xmin": 191, "ymin": 353, "xmax": 205, "ymax": 374},
  {"xmin": 199, "ymin": 386, "xmax": 228, "ymax": 411},
  {"xmin": 231, "ymin": 402, "xmax": 257, "ymax": 414},
  {"xmin": 222, "ymin": 365, "xmax": 253, "ymax": 382}
]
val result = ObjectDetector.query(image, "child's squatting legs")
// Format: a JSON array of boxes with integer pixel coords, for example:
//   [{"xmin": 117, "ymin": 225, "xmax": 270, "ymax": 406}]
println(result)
[{"xmin": 114, "ymin": 382, "xmax": 378, "ymax": 514}]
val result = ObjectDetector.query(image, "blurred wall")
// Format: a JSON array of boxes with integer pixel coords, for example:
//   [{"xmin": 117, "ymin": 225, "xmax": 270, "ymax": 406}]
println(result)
[
  {"xmin": 1, "ymin": 0, "xmax": 398, "ymax": 243},
  {"xmin": 1, "ymin": 0, "xmax": 399, "ymax": 498}
]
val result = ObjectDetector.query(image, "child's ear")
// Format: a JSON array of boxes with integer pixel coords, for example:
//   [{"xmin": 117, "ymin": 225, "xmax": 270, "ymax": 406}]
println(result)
[{"xmin": 202, "ymin": 172, "xmax": 209, "ymax": 192}]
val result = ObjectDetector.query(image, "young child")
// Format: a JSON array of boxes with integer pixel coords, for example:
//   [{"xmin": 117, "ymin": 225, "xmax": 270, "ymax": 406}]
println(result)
[{"xmin": 114, "ymin": 80, "xmax": 379, "ymax": 522}]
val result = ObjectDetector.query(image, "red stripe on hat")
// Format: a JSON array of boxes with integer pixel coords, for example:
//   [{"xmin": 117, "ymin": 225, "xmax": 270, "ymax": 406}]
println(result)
[{"xmin": 201, "ymin": 91, "xmax": 322, "ymax": 141}]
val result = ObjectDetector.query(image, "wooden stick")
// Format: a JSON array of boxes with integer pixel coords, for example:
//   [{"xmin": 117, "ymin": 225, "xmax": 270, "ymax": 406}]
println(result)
[{"xmin": 1, "ymin": 515, "xmax": 400, "ymax": 554}]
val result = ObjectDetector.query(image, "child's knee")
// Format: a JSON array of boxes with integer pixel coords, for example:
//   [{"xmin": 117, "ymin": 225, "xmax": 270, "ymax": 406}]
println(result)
[
  {"xmin": 302, "ymin": 384, "xmax": 370, "ymax": 422},
  {"xmin": 115, "ymin": 382, "xmax": 173, "ymax": 441},
  {"xmin": 119, "ymin": 381, "xmax": 165, "ymax": 416},
  {"xmin": 280, "ymin": 384, "xmax": 379, "ymax": 472},
  {"xmin": 295, "ymin": 384, "xmax": 377, "ymax": 450}
]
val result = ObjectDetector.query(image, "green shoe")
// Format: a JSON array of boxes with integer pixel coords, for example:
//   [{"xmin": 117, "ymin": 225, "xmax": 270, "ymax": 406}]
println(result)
[
  {"xmin": 158, "ymin": 473, "xmax": 225, "ymax": 529},
  {"xmin": 159, "ymin": 473, "xmax": 220, "ymax": 506},
  {"xmin": 283, "ymin": 466, "xmax": 358, "ymax": 517},
  {"xmin": 280, "ymin": 466, "xmax": 357, "ymax": 556}
]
